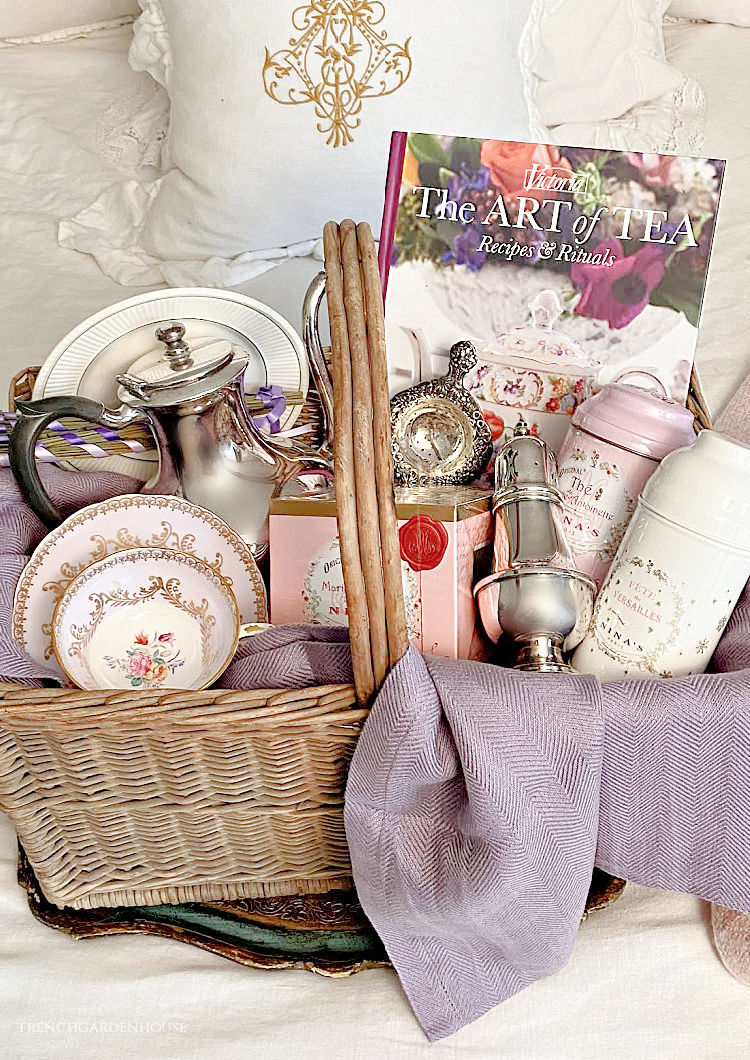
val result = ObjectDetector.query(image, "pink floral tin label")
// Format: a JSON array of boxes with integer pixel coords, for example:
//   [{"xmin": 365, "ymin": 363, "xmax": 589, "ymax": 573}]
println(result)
[
  {"xmin": 558, "ymin": 446, "xmax": 635, "ymax": 558},
  {"xmin": 303, "ymin": 537, "xmax": 421, "ymax": 637},
  {"xmin": 302, "ymin": 539, "xmax": 349, "ymax": 626}
]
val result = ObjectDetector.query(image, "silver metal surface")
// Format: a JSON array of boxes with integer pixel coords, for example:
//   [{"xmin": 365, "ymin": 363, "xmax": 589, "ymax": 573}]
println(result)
[
  {"xmin": 493, "ymin": 417, "xmax": 561, "ymax": 507},
  {"xmin": 118, "ymin": 349, "xmax": 235, "ymax": 399},
  {"xmin": 154, "ymin": 321, "xmax": 194, "ymax": 372},
  {"xmin": 390, "ymin": 340, "xmax": 492, "ymax": 486},
  {"xmin": 474, "ymin": 420, "xmax": 595, "ymax": 671},
  {"xmin": 302, "ymin": 272, "xmax": 335, "ymax": 457},
  {"xmin": 474, "ymin": 568, "xmax": 594, "ymax": 672},
  {"xmin": 137, "ymin": 328, "xmax": 334, "ymax": 557},
  {"xmin": 70, "ymin": 325, "xmax": 335, "ymax": 556}
]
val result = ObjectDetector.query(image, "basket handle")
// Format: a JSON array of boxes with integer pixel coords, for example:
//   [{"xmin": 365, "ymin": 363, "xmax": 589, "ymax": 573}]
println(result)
[{"xmin": 323, "ymin": 220, "xmax": 408, "ymax": 706}]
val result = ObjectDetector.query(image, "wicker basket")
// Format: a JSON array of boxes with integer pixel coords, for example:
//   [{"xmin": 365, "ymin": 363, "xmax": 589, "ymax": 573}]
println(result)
[
  {"xmin": 0, "ymin": 222, "xmax": 409, "ymax": 911},
  {"xmin": 1, "ymin": 369, "xmax": 363, "ymax": 909},
  {"xmin": 0, "ymin": 244, "xmax": 712, "ymax": 910},
  {"xmin": 0, "ymin": 682, "xmax": 364, "ymax": 908}
]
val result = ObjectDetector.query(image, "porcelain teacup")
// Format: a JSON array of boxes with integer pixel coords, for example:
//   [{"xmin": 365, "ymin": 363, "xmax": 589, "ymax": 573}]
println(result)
[{"xmin": 52, "ymin": 547, "xmax": 243, "ymax": 691}]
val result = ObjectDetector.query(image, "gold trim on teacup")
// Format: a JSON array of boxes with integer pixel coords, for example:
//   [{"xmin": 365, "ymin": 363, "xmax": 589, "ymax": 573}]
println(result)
[{"xmin": 51, "ymin": 547, "xmax": 241, "ymax": 692}]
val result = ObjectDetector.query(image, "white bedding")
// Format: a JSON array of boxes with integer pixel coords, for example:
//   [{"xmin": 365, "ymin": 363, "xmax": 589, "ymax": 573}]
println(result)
[
  {"xmin": 0, "ymin": 24, "xmax": 747, "ymax": 418},
  {"xmin": 0, "ymin": 25, "xmax": 320, "ymax": 403},
  {"xmin": 1, "ymin": 808, "xmax": 749, "ymax": 1060},
  {"xmin": 664, "ymin": 18, "xmax": 750, "ymax": 414},
  {"xmin": 1, "ymin": 20, "xmax": 750, "ymax": 1060}
]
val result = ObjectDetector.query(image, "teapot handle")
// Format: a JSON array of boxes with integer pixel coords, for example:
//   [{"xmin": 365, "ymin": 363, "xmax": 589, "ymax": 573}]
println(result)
[
  {"xmin": 302, "ymin": 272, "xmax": 335, "ymax": 454},
  {"xmin": 9, "ymin": 396, "xmax": 154, "ymax": 529}
]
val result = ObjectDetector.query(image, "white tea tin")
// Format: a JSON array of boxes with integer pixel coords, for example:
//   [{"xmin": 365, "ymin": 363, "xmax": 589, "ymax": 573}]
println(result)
[{"xmin": 573, "ymin": 430, "xmax": 750, "ymax": 680}]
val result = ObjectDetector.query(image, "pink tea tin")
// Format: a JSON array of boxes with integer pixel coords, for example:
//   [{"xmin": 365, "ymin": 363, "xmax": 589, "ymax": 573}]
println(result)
[{"xmin": 556, "ymin": 373, "xmax": 696, "ymax": 587}]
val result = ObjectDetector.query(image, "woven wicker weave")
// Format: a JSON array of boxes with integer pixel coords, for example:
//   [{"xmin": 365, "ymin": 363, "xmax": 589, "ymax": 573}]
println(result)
[
  {"xmin": 0, "ymin": 682, "xmax": 365, "ymax": 908},
  {"xmin": 0, "ymin": 224, "xmax": 400, "ymax": 911}
]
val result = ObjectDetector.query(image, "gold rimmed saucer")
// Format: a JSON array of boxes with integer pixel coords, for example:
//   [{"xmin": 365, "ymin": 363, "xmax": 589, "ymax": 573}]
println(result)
[{"xmin": 13, "ymin": 494, "xmax": 267, "ymax": 678}]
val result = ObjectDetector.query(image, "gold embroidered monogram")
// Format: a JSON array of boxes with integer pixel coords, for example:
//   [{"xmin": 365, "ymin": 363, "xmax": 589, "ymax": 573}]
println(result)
[{"xmin": 263, "ymin": 2, "xmax": 412, "ymax": 147}]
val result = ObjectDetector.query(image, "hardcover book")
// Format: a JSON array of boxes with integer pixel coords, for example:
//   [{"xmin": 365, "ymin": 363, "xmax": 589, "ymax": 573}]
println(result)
[{"xmin": 379, "ymin": 132, "xmax": 725, "ymax": 453}]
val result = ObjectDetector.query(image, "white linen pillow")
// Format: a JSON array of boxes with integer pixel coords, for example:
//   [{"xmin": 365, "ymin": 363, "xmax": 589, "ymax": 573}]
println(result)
[
  {"xmin": 60, "ymin": 0, "xmax": 705, "ymax": 286},
  {"xmin": 61, "ymin": 0, "xmax": 534, "ymax": 283},
  {"xmin": 142, "ymin": 0, "xmax": 534, "ymax": 258},
  {"xmin": 522, "ymin": 0, "xmax": 705, "ymax": 152},
  {"xmin": 668, "ymin": 1, "xmax": 750, "ymax": 25},
  {"xmin": 0, "ymin": 1, "xmax": 138, "ymax": 41}
]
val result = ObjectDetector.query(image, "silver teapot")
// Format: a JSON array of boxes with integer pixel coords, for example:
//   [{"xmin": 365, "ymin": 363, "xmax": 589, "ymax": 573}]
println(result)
[{"xmin": 10, "ymin": 321, "xmax": 333, "ymax": 558}]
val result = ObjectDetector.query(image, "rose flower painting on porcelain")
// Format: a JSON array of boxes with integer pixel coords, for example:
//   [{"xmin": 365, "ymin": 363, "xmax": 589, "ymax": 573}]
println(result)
[{"xmin": 380, "ymin": 133, "xmax": 725, "ymax": 455}]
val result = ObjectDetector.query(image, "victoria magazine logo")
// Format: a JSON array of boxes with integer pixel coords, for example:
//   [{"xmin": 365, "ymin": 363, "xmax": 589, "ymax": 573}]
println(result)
[{"xmin": 523, "ymin": 161, "xmax": 590, "ymax": 196}]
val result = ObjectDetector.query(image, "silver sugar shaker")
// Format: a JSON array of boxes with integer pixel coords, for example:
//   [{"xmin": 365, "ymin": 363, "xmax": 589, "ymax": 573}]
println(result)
[{"xmin": 473, "ymin": 419, "xmax": 596, "ymax": 672}]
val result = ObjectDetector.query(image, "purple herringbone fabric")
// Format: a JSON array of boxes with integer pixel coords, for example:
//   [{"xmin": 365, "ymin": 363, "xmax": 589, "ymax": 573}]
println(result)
[
  {"xmin": 710, "ymin": 578, "xmax": 750, "ymax": 673},
  {"xmin": 345, "ymin": 654, "xmax": 604, "ymax": 1040},
  {"xmin": 218, "ymin": 623, "xmax": 351, "ymax": 689},
  {"xmin": 0, "ymin": 467, "xmax": 139, "ymax": 683},
  {"xmin": 597, "ymin": 670, "xmax": 750, "ymax": 901},
  {"xmin": 344, "ymin": 593, "xmax": 750, "ymax": 1040}
]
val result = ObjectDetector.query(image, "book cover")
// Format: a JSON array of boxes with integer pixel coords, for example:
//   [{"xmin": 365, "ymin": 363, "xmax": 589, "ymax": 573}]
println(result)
[{"xmin": 379, "ymin": 133, "xmax": 725, "ymax": 453}]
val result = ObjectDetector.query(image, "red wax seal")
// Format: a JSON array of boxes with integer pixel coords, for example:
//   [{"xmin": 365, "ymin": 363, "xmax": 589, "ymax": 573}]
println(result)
[{"xmin": 399, "ymin": 514, "xmax": 449, "ymax": 572}]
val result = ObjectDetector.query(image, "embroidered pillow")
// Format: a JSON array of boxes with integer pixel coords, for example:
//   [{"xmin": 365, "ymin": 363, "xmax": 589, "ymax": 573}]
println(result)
[
  {"xmin": 146, "ymin": 0, "xmax": 537, "ymax": 255},
  {"xmin": 60, "ymin": 0, "xmax": 534, "ymax": 283}
]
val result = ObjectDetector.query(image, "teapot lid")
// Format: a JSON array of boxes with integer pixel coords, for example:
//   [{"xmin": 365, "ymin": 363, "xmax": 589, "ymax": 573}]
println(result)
[
  {"xmin": 118, "ymin": 322, "xmax": 247, "ymax": 406},
  {"xmin": 490, "ymin": 290, "xmax": 600, "ymax": 373}
]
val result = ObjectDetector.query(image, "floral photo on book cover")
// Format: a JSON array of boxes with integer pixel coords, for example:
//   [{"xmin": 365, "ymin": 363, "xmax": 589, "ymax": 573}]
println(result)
[{"xmin": 380, "ymin": 133, "xmax": 725, "ymax": 454}]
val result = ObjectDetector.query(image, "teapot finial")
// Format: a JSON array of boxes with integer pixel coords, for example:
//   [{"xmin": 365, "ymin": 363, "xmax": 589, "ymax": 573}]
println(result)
[
  {"xmin": 155, "ymin": 320, "xmax": 194, "ymax": 372},
  {"xmin": 529, "ymin": 290, "xmax": 562, "ymax": 330}
]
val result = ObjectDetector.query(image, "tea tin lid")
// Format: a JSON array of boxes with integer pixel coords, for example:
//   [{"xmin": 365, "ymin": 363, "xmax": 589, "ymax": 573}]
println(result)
[
  {"xmin": 572, "ymin": 372, "xmax": 696, "ymax": 460},
  {"xmin": 489, "ymin": 290, "xmax": 599, "ymax": 374},
  {"xmin": 641, "ymin": 429, "xmax": 750, "ymax": 552}
]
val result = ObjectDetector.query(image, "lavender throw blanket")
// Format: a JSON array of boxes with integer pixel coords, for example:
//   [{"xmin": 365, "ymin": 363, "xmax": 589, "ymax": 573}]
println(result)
[{"xmin": 2, "ymin": 469, "xmax": 750, "ymax": 1040}]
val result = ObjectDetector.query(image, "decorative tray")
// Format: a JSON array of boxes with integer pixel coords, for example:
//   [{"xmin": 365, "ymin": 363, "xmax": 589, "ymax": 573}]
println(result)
[{"xmin": 18, "ymin": 848, "xmax": 624, "ymax": 977}]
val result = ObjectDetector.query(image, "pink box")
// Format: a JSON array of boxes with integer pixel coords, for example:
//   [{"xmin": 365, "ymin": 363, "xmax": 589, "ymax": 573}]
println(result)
[{"xmin": 269, "ymin": 487, "xmax": 493, "ymax": 661}]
